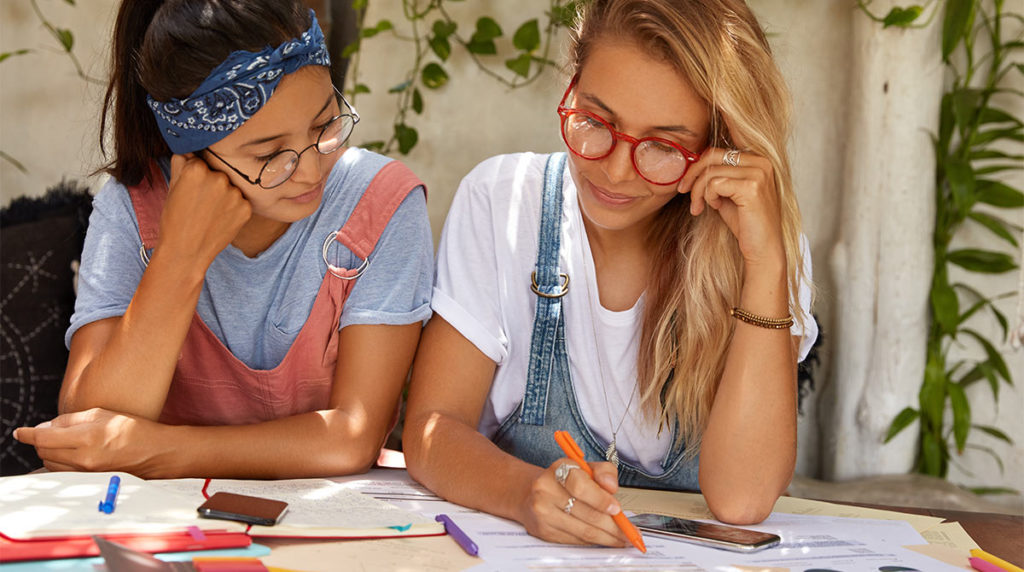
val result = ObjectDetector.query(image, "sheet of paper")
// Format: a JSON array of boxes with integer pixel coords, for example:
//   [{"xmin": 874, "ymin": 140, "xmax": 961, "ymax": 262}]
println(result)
[
  {"xmin": 443, "ymin": 508, "xmax": 960, "ymax": 572},
  {"xmin": 0, "ymin": 472, "xmax": 245, "ymax": 539},
  {"xmin": 920, "ymin": 521, "xmax": 979, "ymax": 551},
  {"xmin": 904, "ymin": 544, "xmax": 973, "ymax": 569},
  {"xmin": 260, "ymin": 535, "xmax": 480, "ymax": 572},
  {"xmin": 616, "ymin": 488, "xmax": 945, "ymax": 533},
  {"xmin": 163, "ymin": 479, "xmax": 435, "ymax": 531}
]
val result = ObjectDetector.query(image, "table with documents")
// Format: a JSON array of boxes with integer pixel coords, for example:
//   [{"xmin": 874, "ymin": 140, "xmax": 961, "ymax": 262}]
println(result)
[{"xmin": 1, "ymin": 468, "xmax": 1020, "ymax": 571}]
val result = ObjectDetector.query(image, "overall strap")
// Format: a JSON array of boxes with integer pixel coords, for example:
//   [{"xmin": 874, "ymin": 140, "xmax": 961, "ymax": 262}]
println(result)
[
  {"xmin": 334, "ymin": 160, "xmax": 425, "ymax": 260},
  {"xmin": 521, "ymin": 152, "xmax": 568, "ymax": 426},
  {"xmin": 126, "ymin": 161, "xmax": 170, "ymax": 251}
]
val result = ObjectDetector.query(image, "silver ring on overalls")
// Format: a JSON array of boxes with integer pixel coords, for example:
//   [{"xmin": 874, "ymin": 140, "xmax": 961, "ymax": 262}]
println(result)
[{"xmin": 322, "ymin": 231, "xmax": 369, "ymax": 280}]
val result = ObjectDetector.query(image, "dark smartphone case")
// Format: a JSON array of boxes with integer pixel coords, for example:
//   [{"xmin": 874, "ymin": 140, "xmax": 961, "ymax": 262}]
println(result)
[{"xmin": 197, "ymin": 491, "xmax": 289, "ymax": 526}]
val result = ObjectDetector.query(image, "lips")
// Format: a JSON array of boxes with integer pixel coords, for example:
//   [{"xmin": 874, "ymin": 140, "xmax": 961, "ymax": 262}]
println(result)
[
  {"xmin": 586, "ymin": 179, "xmax": 640, "ymax": 207},
  {"xmin": 288, "ymin": 182, "xmax": 323, "ymax": 204}
]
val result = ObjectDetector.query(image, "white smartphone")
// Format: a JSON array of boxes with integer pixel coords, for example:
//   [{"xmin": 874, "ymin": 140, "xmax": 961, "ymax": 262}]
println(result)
[{"xmin": 628, "ymin": 513, "xmax": 781, "ymax": 553}]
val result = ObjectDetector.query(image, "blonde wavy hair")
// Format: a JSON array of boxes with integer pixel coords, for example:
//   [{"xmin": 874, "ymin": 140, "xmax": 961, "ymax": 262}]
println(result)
[{"xmin": 567, "ymin": 0, "xmax": 810, "ymax": 455}]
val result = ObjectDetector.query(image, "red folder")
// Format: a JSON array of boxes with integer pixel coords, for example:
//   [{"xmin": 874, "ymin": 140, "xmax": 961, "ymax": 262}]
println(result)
[{"xmin": 0, "ymin": 530, "xmax": 251, "ymax": 563}]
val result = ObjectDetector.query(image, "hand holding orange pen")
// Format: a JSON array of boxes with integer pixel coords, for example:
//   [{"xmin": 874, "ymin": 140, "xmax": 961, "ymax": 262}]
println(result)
[{"xmin": 553, "ymin": 430, "xmax": 647, "ymax": 553}]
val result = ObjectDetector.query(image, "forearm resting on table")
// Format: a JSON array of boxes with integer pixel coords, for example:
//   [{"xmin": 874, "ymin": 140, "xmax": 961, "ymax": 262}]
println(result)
[
  {"xmin": 60, "ymin": 251, "xmax": 206, "ymax": 418},
  {"xmin": 698, "ymin": 269, "xmax": 797, "ymax": 525},
  {"xmin": 405, "ymin": 411, "xmax": 543, "ymax": 523},
  {"xmin": 152, "ymin": 408, "xmax": 390, "ymax": 479}
]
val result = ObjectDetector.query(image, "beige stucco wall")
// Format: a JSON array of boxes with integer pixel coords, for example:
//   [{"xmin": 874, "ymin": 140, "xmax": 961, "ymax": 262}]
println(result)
[{"xmin": 1, "ymin": 0, "xmax": 1021, "ymax": 493}]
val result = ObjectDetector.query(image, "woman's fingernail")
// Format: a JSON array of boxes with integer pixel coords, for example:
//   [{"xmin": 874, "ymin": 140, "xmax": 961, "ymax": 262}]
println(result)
[
  {"xmin": 607, "ymin": 501, "xmax": 621, "ymax": 515},
  {"xmin": 36, "ymin": 421, "xmax": 51, "ymax": 429}
]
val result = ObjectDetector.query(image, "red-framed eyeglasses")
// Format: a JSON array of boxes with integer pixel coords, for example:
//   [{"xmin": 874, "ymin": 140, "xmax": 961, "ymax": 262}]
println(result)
[{"xmin": 556, "ymin": 77, "xmax": 701, "ymax": 186}]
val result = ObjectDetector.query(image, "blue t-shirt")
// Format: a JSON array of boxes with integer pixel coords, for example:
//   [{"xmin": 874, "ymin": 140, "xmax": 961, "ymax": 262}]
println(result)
[{"xmin": 68, "ymin": 147, "xmax": 433, "ymax": 370}]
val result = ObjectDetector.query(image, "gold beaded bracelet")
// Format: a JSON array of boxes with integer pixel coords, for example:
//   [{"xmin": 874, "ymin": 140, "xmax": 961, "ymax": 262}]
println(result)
[{"xmin": 730, "ymin": 307, "xmax": 794, "ymax": 329}]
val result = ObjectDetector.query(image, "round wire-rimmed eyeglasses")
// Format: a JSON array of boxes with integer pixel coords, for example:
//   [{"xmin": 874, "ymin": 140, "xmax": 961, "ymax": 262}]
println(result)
[
  {"xmin": 556, "ymin": 76, "xmax": 701, "ymax": 186},
  {"xmin": 206, "ymin": 86, "xmax": 360, "ymax": 189}
]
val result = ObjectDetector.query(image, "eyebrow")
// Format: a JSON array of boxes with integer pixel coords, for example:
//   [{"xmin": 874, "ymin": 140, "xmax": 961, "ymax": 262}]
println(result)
[
  {"xmin": 240, "ymin": 92, "xmax": 336, "ymax": 148},
  {"xmin": 581, "ymin": 91, "xmax": 700, "ymax": 139}
]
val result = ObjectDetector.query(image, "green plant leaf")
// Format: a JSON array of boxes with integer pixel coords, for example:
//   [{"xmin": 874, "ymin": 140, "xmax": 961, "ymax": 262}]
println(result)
[
  {"xmin": 945, "ymin": 157, "xmax": 975, "ymax": 214},
  {"xmin": 395, "ymin": 123, "xmax": 418, "ymax": 154},
  {"xmin": 976, "ymin": 180, "xmax": 1024, "ymax": 208},
  {"xmin": 55, "ymin": 28, "xmax": 74, "ymax": 52},
  {"xmin": 971, "ymin": 126, "xmax": 1024, "ymax": 147},
  {"xmin": 974, "ymin": 424, "xmax": 1013, "ymax": 443},
  {"xmin": 920, "ymin": 352, "xmax": 947, "ymax": 427},
  {"xmin": 964, "ymin": 444, "xmax": 1006, "ymax": 474},
  {"xmin": 951, "ymin": 88, "xmax": 982, "ymax": 138},
  {"xmin": 361, "ymin": 140, "xmax": 385, "ymax": 152},
  {"xmin": 421, "ymin": 63, "xmax": 449, "ymax": 89},
  {"xmin": 505, "ymin": 53, "xmax": 532, "ymax": 78},
  {"xmin": 967, "ymin": 211, "xmax": 1019, "ymax": 247},
  {"xmin": 472, "ymin": 17, "xmax": 503, "ymax": 42},
  {"xmin": 342, "ymin": 40, "xmax": 361, "ymax": 58},
  {"xmin": 961, "ymin": 328, "xmax": 1012, "ymax": 382},
  {"xmin": 970, "ymin": 487, "xmax": 1020, "ymax": 495},
  {"xmin": 352, "ymin": 0, "xmax": 367, "ymax": 10},
  {"xmin": 969, "ymin": 149, "xmax": 1024, "ymax": 162},
  {"xmin": 465, "ymin": 38, "xmax": 497, "ymax": 55},
  {"xmin": 429, "ymin": 35, "xmax": 452, "ymax": 61},
  {"xmin": 513, "ymin": 19, "xmax": 541, "ymax": 51},
  {"xmin": 432, "ymin": 20, "xmax": 457, "ymax": 39},
  {"xmin": 412, "ymin": 88, "xmax": 423, "ymax": 114},
  {"xmin": 0, "ymin": 150, "xmax": 27, "ymax": 173},
  {"xmin": 975, "ymin": 163, "xmax": 1023, "ymax": 175},
  {"xmin": 350, "ymin": 83, "xmax": 371, "ymax": 95},
  {"xmin": 388, "ymin": 79, "xmax": 412, "ymax": 93},
  {"xmin": 947, "ymin": 249, "xmax": 1017, "ymax": 273},
  {"xmin": 938, "ymin": 92, "xmax": 954, "ymax": 154},
  {"xmin": 884, "ymin": 408, "xmax": 919, "ymax": 442},
  {"xmin": 978, "ymin": 106, "xmax": 1023, "ymax": 125},
  {"xmin": 931, "ymin": 274, "xmax": 960, "ymax": 335},
  {"xmin": 882, "ymin": 5, "xmax": 924, "ymax": 28},
  {"xmin": 942, "ymin": 0, "xmax": 975, "ymax": 61},
  {"xmin": 957, "ymin": 298, "xmax": 987, "ymax": 327},
  {"xmin": 0, "ymin": 49, "xmax": 31, "ymax": 63},
  {"xmin": 921, "ymin": 431, "xmax": 945, "ymax": 477},
  {"xmin": 947, "ymin": 381, "xmax": 970, "ymax": 453}
]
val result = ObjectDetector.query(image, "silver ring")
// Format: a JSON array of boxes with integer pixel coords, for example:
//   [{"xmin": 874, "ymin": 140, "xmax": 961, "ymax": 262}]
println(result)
[
  {"xmin": 563, "ymin": 497, "xmax": 575, "ymax": 514},
  {"xmin": 723, "ymin": 149, "xmax": 741, "ymax": 167},
  {"xmin": 555, "ymin": 462, "xmax": 580, "ymax": 487},
  {"xmin": 322, "ymin": 230, "xmax": 369, "ymax": 280}
]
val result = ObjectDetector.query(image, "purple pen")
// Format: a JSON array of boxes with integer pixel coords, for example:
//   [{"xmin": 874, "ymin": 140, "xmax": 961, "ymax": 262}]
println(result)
[{"xmin": 436, "ymin": 514, "xmax": 479, "ymax": 556}]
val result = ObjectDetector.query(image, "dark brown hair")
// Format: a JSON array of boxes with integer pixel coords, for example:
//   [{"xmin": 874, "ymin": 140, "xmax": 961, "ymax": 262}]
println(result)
[{"xmin": 100, "ymin": 0, "xmax": 312, "ymax": 186}]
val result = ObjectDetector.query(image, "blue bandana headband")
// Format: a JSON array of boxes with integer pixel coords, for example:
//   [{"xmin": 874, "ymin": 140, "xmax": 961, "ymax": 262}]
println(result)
[{"xmin": 147, "ymin": 10, "xmax": 331, "ymax": 155}]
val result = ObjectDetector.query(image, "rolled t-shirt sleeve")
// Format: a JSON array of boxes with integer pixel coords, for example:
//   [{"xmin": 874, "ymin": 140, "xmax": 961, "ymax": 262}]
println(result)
[
  {"xmin": 339, "ymin": 187, "xmax": 434, "ymax": 329},
  {"xmin": 432, "ymin": 161, "xmax": 510, "ymax": 365},
  {"xmin": 793, "ymin": 233, "xmax": 818, "ymax": 362},
  {"xmin": 66, "ymin": 180, "xmax": 147, "ymax": 348}
]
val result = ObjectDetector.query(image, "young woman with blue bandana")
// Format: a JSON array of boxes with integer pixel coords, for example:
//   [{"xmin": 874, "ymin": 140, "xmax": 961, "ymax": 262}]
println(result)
[
  {"xmin": 14, "ymin": 1, "xmax": 433, "ymax": 479},
  {"xmin": 404, "ymin": 0, "xmax": 817, "ymax": 547}
]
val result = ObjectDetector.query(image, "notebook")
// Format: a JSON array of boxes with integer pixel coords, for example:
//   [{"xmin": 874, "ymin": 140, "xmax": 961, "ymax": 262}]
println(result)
[{"xmin": 148, "ymin": 477, "xmax": 445, "ymax": 539}]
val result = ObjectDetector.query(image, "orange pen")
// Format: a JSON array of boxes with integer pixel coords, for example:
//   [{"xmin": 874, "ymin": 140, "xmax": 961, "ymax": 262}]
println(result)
[{"xmin": 553, "ymin": 430, "xmax": 647, "ymax": 553}]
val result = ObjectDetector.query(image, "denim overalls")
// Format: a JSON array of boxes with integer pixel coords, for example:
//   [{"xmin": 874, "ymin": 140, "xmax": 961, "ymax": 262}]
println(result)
[{"xmin": 492, "ymin": 153, "xmax": 701, "ymax": 491}]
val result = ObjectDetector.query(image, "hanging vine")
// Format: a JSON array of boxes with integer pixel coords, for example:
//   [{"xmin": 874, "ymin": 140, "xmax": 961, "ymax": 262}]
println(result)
[{"xmin": 342, "ymin": 0, "xmax": 579, "ymax": 155}]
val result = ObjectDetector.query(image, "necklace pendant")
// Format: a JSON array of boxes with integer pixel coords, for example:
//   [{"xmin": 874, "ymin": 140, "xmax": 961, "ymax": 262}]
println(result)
[{"xmin": 604, "ymin": 440, "xmax": 620, "ymax": 469}]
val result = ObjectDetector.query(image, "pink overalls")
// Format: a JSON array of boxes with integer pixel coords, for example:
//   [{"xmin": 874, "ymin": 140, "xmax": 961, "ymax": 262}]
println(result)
[{"xmin": 127, "ymin": 160, "xmax": 424, "ymax": 426}]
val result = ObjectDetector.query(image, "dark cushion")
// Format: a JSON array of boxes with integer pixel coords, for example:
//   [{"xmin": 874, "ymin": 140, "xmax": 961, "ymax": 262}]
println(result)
[{"xmin": 1, "ymin": 181, "xmax": 92, "ymax": 475}]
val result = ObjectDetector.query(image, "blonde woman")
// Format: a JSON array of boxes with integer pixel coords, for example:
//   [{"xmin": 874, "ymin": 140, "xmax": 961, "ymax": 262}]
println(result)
[{"xmin": 404, "ymin": 0, "xmax": 817, "ymax": 547}]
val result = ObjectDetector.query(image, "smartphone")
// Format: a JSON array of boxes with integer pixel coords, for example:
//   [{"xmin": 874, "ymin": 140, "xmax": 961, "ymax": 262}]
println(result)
[
  {"xmin": 197, "ymin": 492, "xmax": 289, "ymax": 526},
  {"xmin": 628, "ymin": 513, "xmax": 781, "ymax": 553}
]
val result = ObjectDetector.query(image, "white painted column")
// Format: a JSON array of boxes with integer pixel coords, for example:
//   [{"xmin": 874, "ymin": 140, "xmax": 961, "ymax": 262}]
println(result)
[{"xmin": 823, "ymin": 4, "xmax": 944, "ymax": 479}]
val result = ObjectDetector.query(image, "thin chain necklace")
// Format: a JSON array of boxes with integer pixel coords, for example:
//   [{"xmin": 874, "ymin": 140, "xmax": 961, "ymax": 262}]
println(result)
[{"xmin": 580, "ymin": 237, "xmax": 639, "ymax": 469}]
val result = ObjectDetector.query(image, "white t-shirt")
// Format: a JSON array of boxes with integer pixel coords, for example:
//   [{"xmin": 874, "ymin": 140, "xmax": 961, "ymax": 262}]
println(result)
[{"xmin": 433, "ymin": 152, "xmax": 818, "ymax": 473}]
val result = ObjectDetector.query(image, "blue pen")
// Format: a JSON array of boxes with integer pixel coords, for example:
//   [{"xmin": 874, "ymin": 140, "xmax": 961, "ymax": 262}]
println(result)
[
  {"xmin": 98, "ymin": 475, "xmax": 120, "ymax": 514},
  {"xmin": 436, "ymin": 514, "xmax": 478, "ymax": 556}
]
